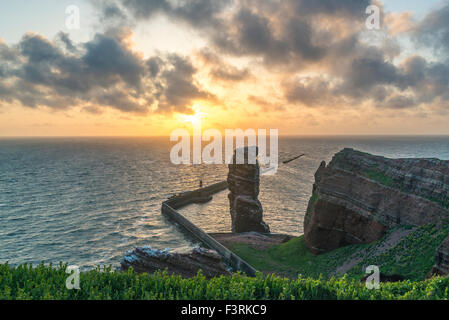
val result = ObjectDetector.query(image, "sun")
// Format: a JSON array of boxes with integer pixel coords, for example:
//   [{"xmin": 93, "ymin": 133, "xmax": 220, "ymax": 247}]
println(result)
[
  {"xmin": 178, "ymin": 105, "xmax": 205, "ymax": 128},
  {"xmin": 182, "ymin": 113, "xmax": 202, "ymax": 127}
]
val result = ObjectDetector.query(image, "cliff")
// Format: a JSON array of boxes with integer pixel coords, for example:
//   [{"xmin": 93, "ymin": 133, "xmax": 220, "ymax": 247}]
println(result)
[{"xmin": 304, "ymin": 148, "xmax": 449, "ymax": 255}]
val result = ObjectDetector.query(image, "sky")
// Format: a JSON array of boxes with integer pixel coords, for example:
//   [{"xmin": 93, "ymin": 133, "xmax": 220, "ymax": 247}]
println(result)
[{"xmin": 1, "ymin": 0, "xmax": 449, "ymax": 136}]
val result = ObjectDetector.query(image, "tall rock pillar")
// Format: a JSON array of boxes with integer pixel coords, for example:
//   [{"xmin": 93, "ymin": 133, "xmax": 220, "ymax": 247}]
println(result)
[{"xmin": 227, "ymin": 147, "xmax": 270, "ymax": 233}]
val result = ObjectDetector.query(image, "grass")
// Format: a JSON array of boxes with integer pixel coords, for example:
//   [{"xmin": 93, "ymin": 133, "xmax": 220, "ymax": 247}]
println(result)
[
  {"xmin": 230, "ymin": 237, "xmax": 364, "ymax": 279},
  {"xmin": 365, "ymin": 169, "xmax": 393, "ymax": 187},
  {"xmin": 230, "ymin": 224, "xmax": 449, "ymax": 281},
  {"xmin": 363, "ymin": 167, "xmax": 449, "ymax": 210},
  {"xmin": 429, "ymin": 196, "xmax": 449, "ymax": 210},
  {"xmin": 347, "ymin": 224, "xmax": 449, "ymax": 281},
  {"xmin": 1, "ymin": 263, "xmax": 449, "ymax": 300}
]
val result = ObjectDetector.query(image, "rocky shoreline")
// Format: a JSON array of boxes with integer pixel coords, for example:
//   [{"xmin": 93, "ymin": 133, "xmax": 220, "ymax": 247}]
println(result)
[{"xmin": 120, "ymin": 246, "xmax": 231, "ymax": 278}]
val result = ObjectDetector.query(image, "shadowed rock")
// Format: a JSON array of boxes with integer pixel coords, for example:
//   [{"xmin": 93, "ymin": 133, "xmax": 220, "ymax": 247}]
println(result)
[
  {"xmin": 429, "ymin": 235, "xmax": 449, "ymax": 277},
  {"xmin": 227, "ymin": 147, "xmax": 270, "ymax": 233},
  {"xmin": 120, "ymin": 246, "xmax": 231, "ymax": 278},
  {"xmin": 305, "ymin": 148, "xmax": 449, "ymax": 255}
]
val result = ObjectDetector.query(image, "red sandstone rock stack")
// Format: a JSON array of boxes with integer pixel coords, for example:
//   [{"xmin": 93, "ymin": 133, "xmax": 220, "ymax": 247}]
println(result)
[{"xmin": 227, "ymin": 147, "xmax": 270, "ymax": 233}]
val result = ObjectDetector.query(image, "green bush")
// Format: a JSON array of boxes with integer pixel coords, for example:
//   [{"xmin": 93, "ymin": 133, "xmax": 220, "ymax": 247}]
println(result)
[{"xmin": 1, "ymin": 263, "xmax": 449, "ymax": 300}]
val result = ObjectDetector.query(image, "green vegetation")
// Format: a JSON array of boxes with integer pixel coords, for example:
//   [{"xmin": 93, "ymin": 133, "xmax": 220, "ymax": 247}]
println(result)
[
  {"xmin": 347, "ymin": 224, "xmax": 449, "ymax": 281},
  {"xmin": 1, "ymin": 263, "xmax": 449, "ymax": 300},
  {"xmin": 231, "ymin": 237, "xmax": 363, "ymax": 279},
  {"xmin": 429, "ymin": 196, "xmax": 449, "ymax": 210},
  {"xmin": 230, "ymin": 224, "xmax": 449, "ymax": 281},
  {"xmin": 364, "ymin": 169, "xmax": 393, "ymax": 187},
  {"xmin": 362, "ymin": 166, "xmax": 449, "ymax": 210}
]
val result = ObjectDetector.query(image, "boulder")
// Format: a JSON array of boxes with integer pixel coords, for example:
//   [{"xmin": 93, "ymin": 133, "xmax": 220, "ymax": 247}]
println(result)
[
  {"xmin": 120, "ymin": 246, "xmax": 231, "ymax": 278},
  {"xmin": 305, "ymin": 148, "xmax": 449, "ymax": 254},
  {"xmin": 227, "ymin": 147, "xmax": 270, "ymax": 233}
]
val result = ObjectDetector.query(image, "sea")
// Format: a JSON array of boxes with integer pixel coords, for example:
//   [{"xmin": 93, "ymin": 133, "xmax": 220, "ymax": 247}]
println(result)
[{"xmin": 1, "ymin": 136, "xmax": 449, "ymax": 270}]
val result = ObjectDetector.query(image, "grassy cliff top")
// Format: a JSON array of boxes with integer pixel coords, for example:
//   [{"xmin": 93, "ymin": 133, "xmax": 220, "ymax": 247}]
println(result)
[{"xmin": 228, "ymin": 224, "xmax": 449, "ymax": 281}]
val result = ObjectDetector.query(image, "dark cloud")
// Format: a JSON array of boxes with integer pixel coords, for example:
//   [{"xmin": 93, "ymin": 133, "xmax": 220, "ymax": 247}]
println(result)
[
  {"xmin": 381, "ymin": 95, "xmax": 416, "ymax": 109},
  {"xmin": 56, "ymin": 32, "xmax": 77, "ymax": 53},
  {"xmin": 210, "ymin": 66, "xmax": 251, "ymax": 82},
  {"xmin": 0, "ymin": 31, "xmax": 213, "ymax": 114},
  {"xmin": 157, "ymin": 54, "xmax": 214, "ymax": 111},
  {"xmin": 83, "ymin": 33, "xmax": 144, "ymax": 88},
  {"xmin": 91, "ymin": 0, "xmax": 449, "ymax": 112},
  {"xmin": 3, "ymin": 0, "xmax": 449, "ymax": 115},
  {"xmin": 233, "ymin": 8, "xmax": 279, "ymax": 54},
  {"xmin": 0, "ymin": 41, "xmax": 19, "ymax": 62},
  {"xmin": 105, "ymin": 0, "xmax": 372, "ymax": 67},
  {"xmin": 120, "ymin": 0, "xmax": 170, "ymax": 19},
  {"xmin": 147, "ymin": 57, "xmax": 163, "ymax": 77},
  {"xmin": 111, "ymin": 0, "xmax": 230, "ymax": 28},
  {"xmin": 196, "ymin": 49, "xmax": 252, "ymax": 82},
  {"xmin": 414, "ymin": 4, "xmax": 449, "ymax": 55},
  {"xmin": 284, "ymin": 77, "xmax": 334, "ymax": 107},
  {"xmin": 335, "ymin": 47, "xmax": 401, "ymax": 100},
  {"xmin": 292, "ymin": 0, "xmax": 372, "ymax": 17}
]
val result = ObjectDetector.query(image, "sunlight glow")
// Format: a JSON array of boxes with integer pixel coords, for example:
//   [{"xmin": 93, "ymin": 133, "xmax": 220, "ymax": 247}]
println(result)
[{"xmin": 178, "ymin": 105, "xmax": 205, "ymax": 129}]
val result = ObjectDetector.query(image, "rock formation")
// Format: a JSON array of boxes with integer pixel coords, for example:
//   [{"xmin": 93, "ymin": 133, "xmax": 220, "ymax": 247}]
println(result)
[
  {"xmin": 305, "ymin": 148, "xmax": 449, "ymax": 255},
  {"xmin": 120, "ymin": 246, "xmax": 231, "ymax": 278},
  {"xmin": 227, "ymin": 147, "xmax": 270, "ymax": 233}
]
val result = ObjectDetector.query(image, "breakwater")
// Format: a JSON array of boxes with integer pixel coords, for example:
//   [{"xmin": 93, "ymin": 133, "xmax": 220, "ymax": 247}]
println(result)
[{"xmin": 161, "ymin": 181, "xmax": 258, "ymax": 276}]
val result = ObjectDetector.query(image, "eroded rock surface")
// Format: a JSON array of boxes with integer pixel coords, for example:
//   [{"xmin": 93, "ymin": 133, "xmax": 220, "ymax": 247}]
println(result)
[
  {"xmin": 227, "ymin": 147, "xmax": 270, "ymax": 233},
  {"xmin": 305, "ymin": 148, "xmax": 449, "ymax": 254},
  {"xmin": 120, "ymin": 246, "xmax": 231, "ymax": 278}
]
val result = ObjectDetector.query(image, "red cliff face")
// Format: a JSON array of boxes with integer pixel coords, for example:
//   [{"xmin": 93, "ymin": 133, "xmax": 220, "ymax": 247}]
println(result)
[
  {"xmin": 227, "ymin": 147, "xmax": 270, "ymax": 233},
  {"xmin": 304, "ymin": 148, "xmax": 449, "ymax": 255}
]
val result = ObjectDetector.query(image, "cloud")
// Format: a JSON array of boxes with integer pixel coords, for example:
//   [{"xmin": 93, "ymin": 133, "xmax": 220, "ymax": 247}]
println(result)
[
  {"xmin": 106, "ymin": 0, "xmax": 372, "ymax": 67},
  {"xmin": 381, "ymin": 94, "xmax": 416, "ymax": 109},
  {"xmin": 247, "ymin": 95, "xmax": 285, "ymax": 112},
  {"xmin": 210, "ymin": 66, "xmax": 251, "ymax": 82},
  {"xmin": 3, "ymin": 0, "xmax": 449, "ymax": 117},
  {"xmin": 284, "ymin": 77, "xmax": 335, "ymax": 107},
  {"xmin": 291, "ymin": 0, "xmax": 372, "ymax": 17},
  {"xmin": 82, "ymin": 33, "xmax": 144, "ymax": 89},
  {"xmin": 0, "ymin": 30, "xmax": 214, "ymax": 114},
  {"xmin": 414, "ymin": 4, "xmax": 449, "ymax": 55},
  {"xmin": 110, "ymin": 0, "xmax": 231, "ymax": 28},
  {"xmin": 385, "ymin": 12, "xmax": 415, "ymax": 36},
  {"xmin": 157, "ymin": 54, "xmax": 214, "ymax": 111},
  {"xmin": 196, "ymin": 49, "xmax": 252, "ymax": 82}
]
